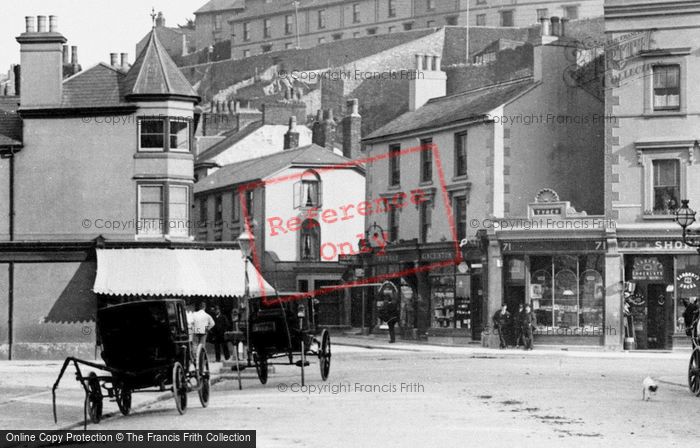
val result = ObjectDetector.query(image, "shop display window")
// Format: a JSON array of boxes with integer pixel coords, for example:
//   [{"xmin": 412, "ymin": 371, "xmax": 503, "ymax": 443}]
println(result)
[
  {"xmin": 528, "ymin": 254, "xmax": 604, "ymax": 333},
  {"xmin": 430, "ymin": 266, "xmax": 471, "ymax": 329}
]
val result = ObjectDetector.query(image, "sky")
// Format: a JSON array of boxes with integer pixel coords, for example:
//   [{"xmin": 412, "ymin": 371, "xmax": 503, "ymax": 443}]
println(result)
[{"xmin": 0, "ymin": 0, "xmax": 199, "ymax": 74}]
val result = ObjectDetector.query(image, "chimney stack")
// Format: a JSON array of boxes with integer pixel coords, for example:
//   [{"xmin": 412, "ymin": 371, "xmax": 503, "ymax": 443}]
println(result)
[
  {"xmin": 560, "ymin": 17, "xmax": 568, "ymax": 37},
  {"xmin": 37, "ymin": 16, "xmax": 47, "ymax": 33},
  {"xmin": 16, "ymin": 14, "xmax": 67, "ymax": 107},
  {"xmin": 409, "ymin": 54, "xmax": 446, "ymax": 111},
  {"xmin": 320, "ymin": 109, "xmax": 336, "ymax": 151},
  {"xmin": 284, "ymin": 116, "xmax": 300, "ymax": 150},
  {"xmin": 62, "ymin": 45, "xmax": 70, "ymax": 64},
  {"xmin": 342, "ymin": 99, "xmax": 362, "ymax": 159},
  {"xmin": 550, "ymin": 17, "xmax": 561, "ymax": 37},
  {"xmin": 110, "ymin": 53, "xmax": 119, "ymax": 67},
  {"xmin": 539, "ymin": 17, "xmax": 551, "ymax": 37},
  {"xmin": 156, "ymin": 12, "xmax": 166, "ymax": 28},
  {"xmin": 25, "ymin": 16, "xmax": 35, "ymax": 33}
]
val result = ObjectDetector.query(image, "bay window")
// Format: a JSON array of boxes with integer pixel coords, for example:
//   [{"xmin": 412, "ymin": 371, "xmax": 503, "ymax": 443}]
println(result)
[
  {"xmin": 138, "ymin": 116, "xmax": 192, "ymax": 152},
  {"xmin": 138, "ymin": 183, "xmax": 191, "ymax": 237}
]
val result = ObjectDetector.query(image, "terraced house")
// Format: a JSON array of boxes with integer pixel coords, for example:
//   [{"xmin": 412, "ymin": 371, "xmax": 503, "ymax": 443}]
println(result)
[{"xmin": 194, "ymin": 0, "xmax": 603, "ymax": 59}]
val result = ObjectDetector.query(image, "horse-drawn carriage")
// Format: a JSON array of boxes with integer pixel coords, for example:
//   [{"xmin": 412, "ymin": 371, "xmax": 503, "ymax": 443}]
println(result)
[
  {"xmin": 53, "ymin": 299, "xmax": 211, "ymax": 428},
  {"xmin": 247, "ymin": 294, "xmax": 331, "ymax": 386}
]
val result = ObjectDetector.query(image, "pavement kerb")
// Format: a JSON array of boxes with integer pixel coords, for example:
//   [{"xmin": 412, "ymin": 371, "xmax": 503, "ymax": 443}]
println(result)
[{"xmin": 333, "ymin": 337, "xmax": 693, "ymax": 360}]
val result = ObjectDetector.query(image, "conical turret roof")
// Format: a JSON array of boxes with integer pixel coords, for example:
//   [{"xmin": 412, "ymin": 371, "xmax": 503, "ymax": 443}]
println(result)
[{"xmin": 123, "ymin": 30, "xmax": 199, "ymax": 102}]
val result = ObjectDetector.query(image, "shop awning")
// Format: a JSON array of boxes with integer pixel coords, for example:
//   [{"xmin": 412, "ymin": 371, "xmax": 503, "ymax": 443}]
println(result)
[{"xmin": 93, "ymin": 248, "xmax": 276, "ymax": 297}]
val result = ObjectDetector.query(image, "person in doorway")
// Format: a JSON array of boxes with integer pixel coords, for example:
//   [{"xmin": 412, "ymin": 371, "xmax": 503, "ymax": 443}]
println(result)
[
  {"xmin": 211, "ymin": 305, "xmax": 232, "ymax": 362},
  {"xmin": 492, "ymin": 304, "xmax": 511, "ymax": 349},
  {"xmin": 382, "ymin": 295, "xmax": 400, "ymax": 343},
  {"xmin": 515, "ymin": 303, "xmax": 525, "ymax": 347},
  {"xmin": 521, "ymin": 303, "xmax": 537, "ymax": 350},
  {"xmin": 190, "ymin": 301, "xmax": 215, "ymax": 348},
  {"xmin": 683, "ymin": 297, "xmax": 699, "ymax": 337}
]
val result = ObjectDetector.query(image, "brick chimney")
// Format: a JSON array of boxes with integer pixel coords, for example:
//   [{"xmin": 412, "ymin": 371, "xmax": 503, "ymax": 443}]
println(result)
[
  {"xmin": 312, "ymin": 110, "xmax": 323, "ymax": 145},
  {"xmin": 110, "ymin": 53, "xmax": 119, "ymax": 67},
  {"xmin": 342, "ymin": 99, "xmax": 361, "ymax": 159},
  {"xmin": 314, "ymin": 109, "xmax": 336, "ymax": 150},
  {"xmin": 16, "ymin": 15, "xmax": 67, "ymax": 107},
  {"xmin": 550, "ymin": 17, "xmax": 561, "ymax": 37},
  {"xmin": 71, "ymin": 46, "xmax": 81, "ymax": 74},
  {"xmin": 156, "ymin": 12, "xmax": 166, "ymax": 28},
  {"xmin": 120, "ymin": 53, "xmax": 129, "ymax": 70},
  {"xmin": 284, "ymin": 116, "xmax": 300, "ymax": 150},
  {"xmin": 409, "ymin": 54, "xmax": 446, "ymax": 111}
]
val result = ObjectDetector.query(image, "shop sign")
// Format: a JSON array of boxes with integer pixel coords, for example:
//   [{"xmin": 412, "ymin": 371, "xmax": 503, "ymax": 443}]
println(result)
[
  {"xmin": 501, "ymin": 240, "xmax": 606, "ymax": 253},
  {"xmin": 457, "ymin": 262, "xmax": 470, "ymax": 274},
  {"xmin": 619, "ymin": 239, "xmax": 694, "ymax": 251},
  {"xmin": 420, "ymin": 249, "xmax": 457, "ymax": 262},
  {"xmin": 677, "ymin": 271, "xmax": 700, "ymax": 291},
  {"xmin": 631, "ymin": 257, "xmax": 664, "ymax": 281}
]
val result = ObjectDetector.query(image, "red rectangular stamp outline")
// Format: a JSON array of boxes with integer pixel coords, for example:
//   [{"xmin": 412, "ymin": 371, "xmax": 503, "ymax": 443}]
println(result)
[{"xmin": 238, "ymin": 142, "xmax": 462, "ymax": 305}]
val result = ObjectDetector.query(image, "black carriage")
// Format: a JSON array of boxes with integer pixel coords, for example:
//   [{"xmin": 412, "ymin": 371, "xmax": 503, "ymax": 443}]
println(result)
[
  {"xmin": 247, "ymin": 294, "xmax": 331, "ymax": 386},
  {"xmin": 52, "ymin": 299, "xmax": 211, "ymax": 428}
]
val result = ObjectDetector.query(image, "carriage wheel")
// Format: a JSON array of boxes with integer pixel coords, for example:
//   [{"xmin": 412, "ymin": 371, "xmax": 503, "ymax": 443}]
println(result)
[
  {"xmin": 688, "ymin": 348, "xmax": 700, "ymax": 396},
  {"xmin": 114, "ymin": 383, "xmax": 132, "ymax": 416},
  {"xmin": 197, "ymin": 345, "xmax": 210, "ymax": 408},
  {"xmin": 172, "ymin": 362, "xmax": 188, "ymax": 414},
  {"xmin": 319, "ymin": 330, "xmax": 331, "ymax": 381},
  {"xmin": 85, "ymin": 372, "xmax": 103, "ymax": 424},
  {"xmin": 253, "ymin": 352, "xmax": 268, "ymax": 385}
]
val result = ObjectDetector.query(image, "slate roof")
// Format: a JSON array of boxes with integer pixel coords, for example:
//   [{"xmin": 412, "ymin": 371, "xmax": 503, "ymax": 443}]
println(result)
[
  {"xmin": 195, "ymin": 0, "xmax": 245, "ymax": 14},
  {"xmin": 62, "ymin": 63, "xmax": 126, "ymax": 108},
  {"xmin": 364, "ymin": 77, "xmax": 537, "ymax": 142},
  {"xmin": 0, "ymin": 111, "xmax": 22, "ymax": 147},
  {"xmin": 196, "ymin": 121, "xmax": 265, "ymax": 163},
  {"xmin": 195, "ymin": 144, "xmax": 362, "ymax": 194},
  {"xmin": 122, "ymin": 30, "xmax": 199, "ymax": 100}
]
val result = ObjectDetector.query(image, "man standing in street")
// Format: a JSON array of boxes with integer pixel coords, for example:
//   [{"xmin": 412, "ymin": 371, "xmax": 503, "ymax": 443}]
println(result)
[
  {"xmin": 515, "ymin": 303, "xmax": 525, "ymax": 347},
  {"xmin": 190, "ymin": 301, "xmax": 215, "ymax": 348},
  {"xmin": 382, "ymin": 294, "xmax": 400, "ymax": 343},
  {"xmin": 211, "ymin": 305, "xmax": 232, "ymax": 362},
  {"xmin": 521, "ymin": 303, "xmax": 537, "ymax": 350},
  {"xmin": 492, "ymin": 304, "xmax": 510, "ymax": 349}
]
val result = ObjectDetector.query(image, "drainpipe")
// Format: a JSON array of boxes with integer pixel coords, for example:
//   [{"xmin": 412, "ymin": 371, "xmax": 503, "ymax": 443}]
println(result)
[{"xmin": 5, "ymin": 148, "xmax": 17, "ymax": 360}]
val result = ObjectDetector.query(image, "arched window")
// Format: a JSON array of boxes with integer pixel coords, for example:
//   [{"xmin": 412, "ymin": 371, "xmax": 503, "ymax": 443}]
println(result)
[
  {"xmin": 300, "ymin": 219, "xmax": 320, "ymax": 261},
  {"xmin": 294, "ymin": 170, "xmax": 322, "ymax": 209}
]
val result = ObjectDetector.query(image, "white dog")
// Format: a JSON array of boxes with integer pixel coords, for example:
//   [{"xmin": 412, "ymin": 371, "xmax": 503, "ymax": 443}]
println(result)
[{"xmin": 642, "ymin": 376, "xmax": 658, "ymax": 401}]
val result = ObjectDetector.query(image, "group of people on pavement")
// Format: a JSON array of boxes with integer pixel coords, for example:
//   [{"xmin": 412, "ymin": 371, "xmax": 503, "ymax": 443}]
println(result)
[
  {"xmin": 186, "ymin": 302, "xmax": 237, "ymax": 362},
  {"xmin": 493, "ymin": 303, "xmax": 537, "ymax": 350}
]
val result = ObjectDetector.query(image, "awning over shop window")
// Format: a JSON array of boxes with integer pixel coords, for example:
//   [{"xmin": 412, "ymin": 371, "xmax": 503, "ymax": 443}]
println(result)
[{"xmin": 93, "ymin": 249, "xmax": 275, "ymax": 297}]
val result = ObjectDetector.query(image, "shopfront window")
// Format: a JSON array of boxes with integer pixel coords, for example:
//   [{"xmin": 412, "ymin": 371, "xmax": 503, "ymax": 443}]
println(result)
[
  {"xmin": 528, "ymin": 255, "xmax": 604, "ymax": 333},
  {"xmin": 675, "ymin": 255, "xmax": 700, "ymax": 334}
]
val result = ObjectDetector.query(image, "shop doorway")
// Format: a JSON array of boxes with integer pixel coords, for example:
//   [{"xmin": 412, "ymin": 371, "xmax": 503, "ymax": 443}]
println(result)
[{"xmin": 647, "ymin": 283, "xmax": 668, "ymax": 349}]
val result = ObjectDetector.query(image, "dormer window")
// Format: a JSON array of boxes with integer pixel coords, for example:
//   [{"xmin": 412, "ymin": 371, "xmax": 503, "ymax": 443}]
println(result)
[
  {"xmin": 294, "ymin": 170, "xmax": 322, "ymax": 209},
  {"xmin": 138, "ymin": 117, "xmax": 192, "ymax": 152}
]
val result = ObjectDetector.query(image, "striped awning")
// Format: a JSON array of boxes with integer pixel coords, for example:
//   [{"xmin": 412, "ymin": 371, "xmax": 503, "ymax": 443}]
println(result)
[{"xmin": 93, "ymin": 248, "xmax": 275, "ymax": 297}]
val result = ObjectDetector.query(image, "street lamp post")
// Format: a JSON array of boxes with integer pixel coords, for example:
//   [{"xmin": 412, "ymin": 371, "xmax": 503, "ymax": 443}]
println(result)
[
  {"xmin": 674, "ymin": 200, "xmax": 700, "ymax": 251},
  {"xmin": 237, "ymin": 228, "xmax": 255, "ymax": 366}
]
